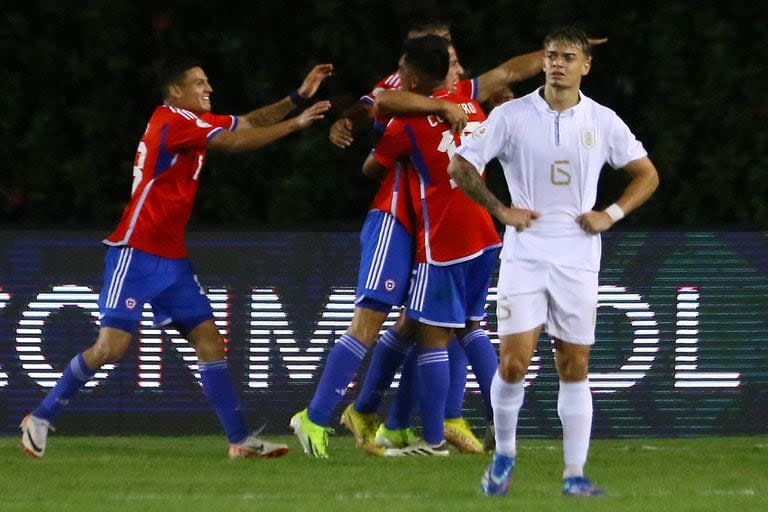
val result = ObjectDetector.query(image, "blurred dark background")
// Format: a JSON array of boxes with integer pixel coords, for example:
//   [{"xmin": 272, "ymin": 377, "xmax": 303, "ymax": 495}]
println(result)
[{"xmin": 1, "ymin": 0, "xmax": 766, "ymax": 230}]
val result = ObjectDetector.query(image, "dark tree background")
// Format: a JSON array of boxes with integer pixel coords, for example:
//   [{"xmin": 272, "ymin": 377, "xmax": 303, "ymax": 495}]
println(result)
[{"xmin": 1, "ymin": 0, "xmax": 766, "ymax": 229}]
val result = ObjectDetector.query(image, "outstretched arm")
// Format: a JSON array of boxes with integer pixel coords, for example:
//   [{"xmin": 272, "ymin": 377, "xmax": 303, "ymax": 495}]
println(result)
[
  {"xmin": 576, "ymin": 156, "xmax": 659, "ymax": 234},
  {"xmin": 238, "ymin": 64, "xmax": 333, "ymax": 128},
  {"xmin": 448, "ymin": 154, "xmax": 539, "ymax": 231},
  {"xmin": 208, "ymin": 101, "xmax": 331, "ymax": 153},
  {"xmin": 328, "ymin": 102, "xmax": 374, "ymax": 148},
  {"xmin": 373, "ymin": 90, "xmax": 468, "ymax": 133},
  {"xmin": 475, "ymin": 49, "xmax": 544, "ymax": 104}
]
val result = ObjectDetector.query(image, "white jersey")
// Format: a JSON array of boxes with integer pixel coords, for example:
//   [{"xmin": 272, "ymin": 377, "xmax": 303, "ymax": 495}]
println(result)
[{"xmin": 456, "ymin": 88, "xmax": 647, "ymax": 272}]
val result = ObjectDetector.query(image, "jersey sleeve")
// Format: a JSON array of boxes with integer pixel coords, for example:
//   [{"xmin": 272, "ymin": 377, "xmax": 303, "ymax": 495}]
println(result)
[
  {"xmin": 202, "ymin": 112, "xmax": 238, "ymax": 131},
  {"xmin": 361, "ymin": 71, "xmax": 400, "ymax": 105},
  {"xmin": 455, "ymin": 104, "xmax": 510, "ymax": 170},
  {"xmin": 452, "ymin": 78, "xmax": 479, "ymax": 100},
  {"xmin": 164, "ymin": 111, "xmax": 230, "ymax": 152},
  {"xmin": 605, "ymin": 112, "xmax": 647, "ymax": 169},
  {"xmin": 371, "ymin": 119, "xmax": 410, "ymax": 170}
]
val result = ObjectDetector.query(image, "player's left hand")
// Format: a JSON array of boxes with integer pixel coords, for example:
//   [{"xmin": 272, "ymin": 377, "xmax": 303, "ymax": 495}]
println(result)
[
  {"xmin": 576, "ymin": 210, "xmax": 613, "ymax": 234},
  {"xmin": 297, "ymin": 64, "xmax": 334, "ymax": 99},
  {"xmin": 296, "ymin": 101, "xmax": 332, "ymax": 128}
]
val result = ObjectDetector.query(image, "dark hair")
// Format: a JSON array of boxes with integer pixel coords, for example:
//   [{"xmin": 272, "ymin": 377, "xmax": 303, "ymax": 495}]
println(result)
[
  {"xmin": 157, "ymin": 56, "xmax": 202, "ymax": 99},
  {"xmin": 543, "ymin": 25, "xmax": 592, "ymax": 58},
  {"xmin": 401, "ymin": 35, "xmax": 450, "ymax": 82},
  {"xmin": 406, "ymin": 10, "xmax": 451, "ymax": 37}
]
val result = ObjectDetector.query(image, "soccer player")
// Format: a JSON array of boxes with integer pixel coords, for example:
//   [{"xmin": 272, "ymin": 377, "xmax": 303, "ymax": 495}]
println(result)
[
  {"xmin": 19, "ymin": 57, "xmax": 332, "ymax": 459},
  {"xmin": 362, "ymin": 34, "xmax": 502, "ymax": 455},
  {"xmin": 448, "ymin": 26, "xmax": 659, "ymax": 495}
]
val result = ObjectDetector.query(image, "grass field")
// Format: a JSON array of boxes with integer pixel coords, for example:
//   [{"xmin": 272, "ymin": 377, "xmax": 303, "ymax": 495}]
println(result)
[{"xmin": 1, "ymin": 434, "xmax": 766, "ymax": 512}]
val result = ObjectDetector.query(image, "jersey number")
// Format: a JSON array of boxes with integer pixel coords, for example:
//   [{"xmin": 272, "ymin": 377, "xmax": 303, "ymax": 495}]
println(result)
[
  {"xmin": 551, "ymin": 160, "xmax": 572, "ymax": 185},
  {"xmin": 131, "ymin": 141, "xmax": 148, "ymax": 195},
  {"xmin": 435, "ymin": 122, "xmax": 483, "ymax": 188}
]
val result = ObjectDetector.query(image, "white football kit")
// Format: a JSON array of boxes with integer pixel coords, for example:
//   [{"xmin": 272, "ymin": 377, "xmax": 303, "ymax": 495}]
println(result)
[{"xmin": 457, "ymin": 88, "xmax": 648, "ymax": 342}]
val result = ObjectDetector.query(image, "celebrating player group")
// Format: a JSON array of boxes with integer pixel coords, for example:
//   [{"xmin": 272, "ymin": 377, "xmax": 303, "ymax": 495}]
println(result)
[{"xmin": 20, "ymin": 14, "xmax": 658, "ymax": 499}]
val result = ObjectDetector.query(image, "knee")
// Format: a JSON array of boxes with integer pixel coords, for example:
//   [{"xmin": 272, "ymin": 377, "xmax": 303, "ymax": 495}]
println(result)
[
  {"xmin": 498, "ymin": 352, "xmax": 529, "ymax": 382},
  {"xmin": 190, "ymin": 335, "xmax": 226, "ymax": 362},
  {"xmin": 88, "ymin": 339, "xmax": 128, "ymax": 366},
  {"xmin": 555, "ymin": 353, "xmax": 589, "ymax": 381}
]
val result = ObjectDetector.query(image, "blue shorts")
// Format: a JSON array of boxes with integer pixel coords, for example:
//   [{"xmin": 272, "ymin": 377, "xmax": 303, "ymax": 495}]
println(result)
[
  {"xmin": 355, "ymin": 210, "xmax": 413, "ymax": 312},
  {"xmin": 98, "ymin": 246, "xmax": 214, "ymax": 335},
  {"xmin": 406, "ymin": 248, "xmax": 499, "ymax": 328}
]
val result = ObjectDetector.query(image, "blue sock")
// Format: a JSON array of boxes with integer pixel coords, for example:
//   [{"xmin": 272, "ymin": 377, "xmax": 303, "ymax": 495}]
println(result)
[
  {"xmin": 384, "ymin": 348, "xmax": 418, "ymax": 430},
  {"xmin": 445, "ymin": 337, "xmax": 468, "ymax": 419},
  {"xmin": 34, "ymin": 353, "xmax": 96, "ymax": 421},
  {"xmin": 460, "ymin": 329, "xmax": 498, "ymax": 420},
  {"xmin": 354, "ymin": 328, "xmax": 410, "ymax": 414},
  {"xmin": 308, "ymin": 334, "xmax": 367, "ymax": 426},
  {"xmin": 199, "ymin": 360, "xmax": 249, "ymax": 444},
  {"xmin": 416, "ymin": 348, "xmax": 450, "ymax": 445}
]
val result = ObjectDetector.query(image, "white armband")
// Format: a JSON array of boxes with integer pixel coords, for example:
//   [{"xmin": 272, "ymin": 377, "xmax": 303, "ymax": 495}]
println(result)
[{"xmin": 604, "ymin": 203, "xmax": 625, "ymax": 223}]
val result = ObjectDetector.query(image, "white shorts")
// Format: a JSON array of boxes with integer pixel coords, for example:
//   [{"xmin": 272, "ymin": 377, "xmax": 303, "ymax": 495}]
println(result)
[{"xmin": 495, "ymin": 258, "xmax": 598, "ymax": 345}]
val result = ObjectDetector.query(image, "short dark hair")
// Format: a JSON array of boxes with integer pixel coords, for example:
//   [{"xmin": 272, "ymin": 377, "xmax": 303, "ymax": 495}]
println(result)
[
  {"xmin": 402, "ymin": 35, "xmax": 450, "ymax": 82},
  {"xmin": 406, "ymin": 10, "xmax": 451, "ymax": 37},
  {"xmin": 157, "ymin": 56, "xmax": 202, "ymax": 99},
  {"xmin": 544, "ymin": 25, "xmax": 592, "ymax": 58}
]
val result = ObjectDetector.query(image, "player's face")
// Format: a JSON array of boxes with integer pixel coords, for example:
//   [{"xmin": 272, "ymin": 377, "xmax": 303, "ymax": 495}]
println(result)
[
  {"xmin": 543, "ymin": 42, "xmax": 591, "ymax": 90},
  {"xmin": 444, "ymin": 45, "xmax": 464, "ymax": 88},
  {"xmin": 172, "ymin": 67, "xmax": 214, "ymax": 113}
]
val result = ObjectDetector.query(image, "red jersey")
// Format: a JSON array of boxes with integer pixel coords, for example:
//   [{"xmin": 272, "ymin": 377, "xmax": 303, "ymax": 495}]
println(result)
[
  {"xmin": 372, "ymin": 91, "xmax": 500, "ymax": 265},
  {"xmin": 362, "ymin": 75, "xmax": 479, "ymax": 236},
  {"xmin": 104, "ymin": 105, "xmax": 237, "ymax": 258}
]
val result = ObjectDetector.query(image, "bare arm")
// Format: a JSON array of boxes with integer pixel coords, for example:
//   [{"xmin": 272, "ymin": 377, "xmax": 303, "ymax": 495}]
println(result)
[
  {"xmin": 238, "ymin": 64, "xmax": 333, "ymax": 128},
  {"xmin": 362, "ymin": 153, "xmax": 388, "ymax": 181},
  {"xmin": 373, "ymin": 90, "xmax": 467, "ymax": 133},
  {"xmin": 576, "ymin": 156, "xmax": 660, "ymax": 233},
  {"xmin": 448, "ymin": 154, "xmax": 539, "ymax": 231},
  {"xmin": 475, "ymin": 49, "xmax": 544, "ymax": 104},
  {"xmin": 208, "ymin": 101, "xmax": 331, "ymax": 153},
  {"xmin": 328, "ymin": 102, "xmax": 374, "ymax": 148}
]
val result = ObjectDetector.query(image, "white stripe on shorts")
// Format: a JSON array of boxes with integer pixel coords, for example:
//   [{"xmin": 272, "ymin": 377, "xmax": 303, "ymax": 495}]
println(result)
[
  {"xmin": 106, "ymin": 247, "xmax": 133, "ymax": 309},
  {"xmin": 365, "ymin": 214, "xmax": 394, "ymax": 290},
  {"xmin": 409, "ymin": 263, "xmax": 428, "ymax": 312}
]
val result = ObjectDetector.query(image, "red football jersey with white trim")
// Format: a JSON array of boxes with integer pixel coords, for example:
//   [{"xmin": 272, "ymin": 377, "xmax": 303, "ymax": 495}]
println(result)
[
  {"xmin": 104, "ymin": 105, "xmax": 237, "ymax": 258},
  {"xmin": 372, "ymin": 91, "xmax": 500, "ymax": 265}
]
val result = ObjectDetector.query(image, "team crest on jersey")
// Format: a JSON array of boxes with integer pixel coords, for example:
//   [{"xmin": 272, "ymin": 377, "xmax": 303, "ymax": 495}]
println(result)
[
  {"xmin": 196, "ymin": 119, "xmax": 212, "ymax": 129},
  {"xmin": 472, "ymin": 124, "xmax": 489, "ymax": 141},
  {"xmin": 581, "ymin": 129, "xmax": 596, "ymax": 149},
  {"xmin": 384, "ymin": 279, "xmax": 396, "ymax": 291},
  {"xmin": 125, "ymin": 298, "xmax": 137, "ymax": 310}
]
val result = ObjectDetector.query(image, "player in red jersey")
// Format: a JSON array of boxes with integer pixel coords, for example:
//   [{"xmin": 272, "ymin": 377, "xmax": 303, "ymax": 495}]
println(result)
[
  {"xmin": 362, "ymin": 35, "xmax": 501, "ymax": 455},
  {"xmin": 20, "ymin": 57, "xmax": 331, "ymax": 460}
]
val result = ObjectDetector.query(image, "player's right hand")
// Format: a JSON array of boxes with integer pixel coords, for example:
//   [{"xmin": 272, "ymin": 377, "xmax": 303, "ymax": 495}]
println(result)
[
  {"xmin": 440, "ymin": 101, "xmax": 468, "ymax": 134},
  {"xmin": 297, "ymin": 101, "xmax": 331, "ymax": 128},
  {"xmin": 496, "ymin": 207, "xmax": 540, "ymax": 232},
  {"xmin": 329, "ymin": 118, "xmax": 354, "ymax": 148}
]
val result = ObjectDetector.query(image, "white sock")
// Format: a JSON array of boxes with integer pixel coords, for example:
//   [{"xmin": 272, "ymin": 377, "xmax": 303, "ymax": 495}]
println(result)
[
  {"xmin": 490, "ymin": 371, "xmax": 525, "ymax": 458},
  {"xmin": 558, "ymin": 380, "xmax": 593, "ymax": 478}
]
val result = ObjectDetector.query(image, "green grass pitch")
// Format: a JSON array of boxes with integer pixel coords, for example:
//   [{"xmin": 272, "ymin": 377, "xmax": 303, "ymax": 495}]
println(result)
[{"xmin": 2, "ymin": 435, "xmax": 766, "ymax": 512}]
